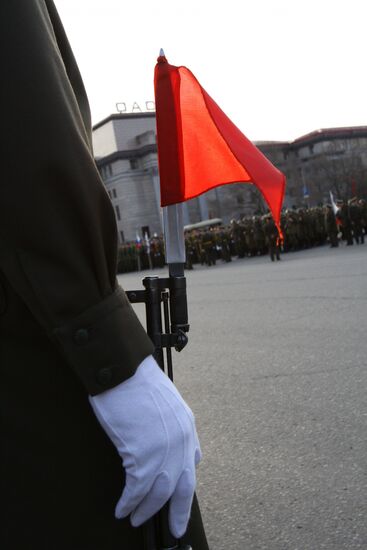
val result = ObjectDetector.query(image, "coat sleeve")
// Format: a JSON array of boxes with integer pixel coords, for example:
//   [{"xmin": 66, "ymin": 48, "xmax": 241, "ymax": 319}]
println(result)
[{"xmin": 0, "ymin": 0, "xmax": 154, "ymax": 395}]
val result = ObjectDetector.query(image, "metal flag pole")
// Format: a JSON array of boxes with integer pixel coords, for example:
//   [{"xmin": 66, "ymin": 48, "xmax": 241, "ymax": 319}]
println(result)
[
  {"xmin": 126, "ymin": 209, "xmax": 204, "ymax": 550},
  {"xmin": 163, "ymin": 200, "xmax": 186, "ymax": 274},
  {"xmin": 125, "ymin": 48, "xmax": 208, "ymax": 549}
]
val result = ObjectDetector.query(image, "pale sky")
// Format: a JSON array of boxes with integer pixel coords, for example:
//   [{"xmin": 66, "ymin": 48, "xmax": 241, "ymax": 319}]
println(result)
[{"xmin": 54, "ymin": 0, "xmax": 366, "ymax": 142}]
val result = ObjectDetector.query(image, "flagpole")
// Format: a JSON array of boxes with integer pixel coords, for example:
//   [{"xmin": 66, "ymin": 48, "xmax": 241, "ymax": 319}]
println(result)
[
  {"xmin": 134, "ymin": 147, "xmax": 190, "ymax": 549},
  {"xmin": 163, "ymin": 203, "xmax": 186, "ymax": 276},
  {"xmin": 164, "ymin": 199, "xmax": 191, "ymax": 357},
  {"xmin": 136, "ymin": 49, "xmax": 206, "ymax": 550}
]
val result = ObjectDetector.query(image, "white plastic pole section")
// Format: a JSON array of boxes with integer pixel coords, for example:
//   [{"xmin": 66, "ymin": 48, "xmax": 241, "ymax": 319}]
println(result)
[{"xmin": 163, "ymin": 203, "xmax": 186, "ymax": 277}]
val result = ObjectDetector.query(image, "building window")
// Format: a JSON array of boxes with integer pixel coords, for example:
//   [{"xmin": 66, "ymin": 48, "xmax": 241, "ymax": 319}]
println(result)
[
  {"xmin": 130, "ymin": 158, "xmax": 139, "ymax": 170},
  {"xmin": 115, "ymin": 205, "xmax": 121, "ymax": 221},
  {"xmin": 112, "ymin": 188, "xmax": 117, "ymax": 198},
  {"xmin": 101, "ymin": 164, "xmax": 113, "ymax": 179},
  {"xmin": 120, "ymin": 230, "xmax": 125, "ymax": 243}
]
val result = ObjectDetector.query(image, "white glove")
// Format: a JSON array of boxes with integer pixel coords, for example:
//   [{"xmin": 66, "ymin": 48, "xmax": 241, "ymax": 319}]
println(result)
[{"xmin": 89, "ymin": 355, "xmax": 202, "ymax": 538}]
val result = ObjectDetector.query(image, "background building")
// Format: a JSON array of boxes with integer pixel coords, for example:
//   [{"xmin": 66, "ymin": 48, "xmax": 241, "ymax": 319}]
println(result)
[
  {"xmin": 93, "ymin": 113, "xmax": 160, "ymax": 243},
  {"xmin": 281, "ymin": 127, "xmax": 367, "ymax": 207},
  {"xmin": 93, "ymin": 114, "xmax": 367, "ymax": 240}
]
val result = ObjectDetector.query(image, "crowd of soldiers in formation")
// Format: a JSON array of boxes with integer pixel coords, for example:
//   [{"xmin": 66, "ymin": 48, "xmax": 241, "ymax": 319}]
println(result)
[{"xmin": 117, "ymin": 197, "xmax": 367, "ymax": 273}]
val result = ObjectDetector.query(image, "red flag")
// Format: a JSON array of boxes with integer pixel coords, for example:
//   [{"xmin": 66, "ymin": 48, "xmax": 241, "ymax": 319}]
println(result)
[{"xmin": 154, "ymin": 54, "xmax": 286, "ymax": 229}]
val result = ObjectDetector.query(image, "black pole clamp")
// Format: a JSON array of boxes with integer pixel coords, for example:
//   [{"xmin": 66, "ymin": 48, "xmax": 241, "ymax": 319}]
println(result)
[
  {"xmin": 126, "ymin": 275, "xmax": 201, "ymax": 550},
  {"xmin": 126, "ymin": 276, "xmax": 189, "ymax": 354}
]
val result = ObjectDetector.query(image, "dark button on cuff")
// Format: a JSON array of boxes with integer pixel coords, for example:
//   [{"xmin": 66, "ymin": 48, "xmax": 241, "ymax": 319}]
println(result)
[
  {"xmin": 74, "ymin": 328, "xmax": 89, "ymax": 345},
  {"xmin": 96, "ymin": 367, "xmax": 113, "ymax": 386}
]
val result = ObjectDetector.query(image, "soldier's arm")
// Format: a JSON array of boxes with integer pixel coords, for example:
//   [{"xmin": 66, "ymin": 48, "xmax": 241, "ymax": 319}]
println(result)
[{"xmin": 0, "ymin": 0, "xmax": 153, "ymax": 395}]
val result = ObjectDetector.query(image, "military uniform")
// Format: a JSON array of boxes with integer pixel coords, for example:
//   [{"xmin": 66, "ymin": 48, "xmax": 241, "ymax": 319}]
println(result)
[
  {"xmin": 349, "ymin": 199, "xmax": 364, "ymax": 244},
  {"xmin": 150, "ymin": 235, "xmax": 166, "ymax": 268},
  {"xmin": 230, "ymin": 220, "xmax": 246, "ymax": 258},
  {"xmin": 184, "ymin": 234, "xmax": 195, "ymax": 269},
  {"xmin": 359, "ymin": 199, "xmax": 367, "ymax": 234},
  {"xmin": 283, "ymin": 211, "xmax": 298, "ymax": 251},
  {"xmin": 253, "ymin": 217, "xmax": 266, "ymax": 255},
  {"xmin": 324, "ymin": 205, "xmax": 339, "ymax": 247},
  {"xmin": 215, "ymin": 228, "xmax": 232, "ymax": 262},
  {"xmin": 201, "ymin": 230, "xmax": 216, "ymax": 266},
  {"xmin": 264, "ymin": 217, "xmax": 281, "ymax": 261},
  {"xmin": 1, "ymin": 3, "xmax": 208, "ymax": 548},
  {"xmin": 338, "ymin": 201, "xmax": 353, "ymax": 245}
]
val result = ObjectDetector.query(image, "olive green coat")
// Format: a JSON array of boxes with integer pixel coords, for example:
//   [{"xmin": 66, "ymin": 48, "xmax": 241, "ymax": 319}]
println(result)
[{"xmin": 0, "ymin": 2, "xmax": 207, "ymax": 548}]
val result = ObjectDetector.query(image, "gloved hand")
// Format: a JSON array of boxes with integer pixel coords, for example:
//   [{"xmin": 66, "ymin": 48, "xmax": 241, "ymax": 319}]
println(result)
[{"xmin": 89, "ymin": 355, "xmax": 202, "ymax": 538}]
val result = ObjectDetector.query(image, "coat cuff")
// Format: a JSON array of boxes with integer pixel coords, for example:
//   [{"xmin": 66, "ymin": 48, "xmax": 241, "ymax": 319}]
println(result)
[{"xmin": 53, "ymin": 287, "xmax": 154, "ymax": 395}]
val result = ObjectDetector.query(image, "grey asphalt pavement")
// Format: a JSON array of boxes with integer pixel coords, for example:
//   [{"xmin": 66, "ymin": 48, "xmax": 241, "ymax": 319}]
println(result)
[{"xmin": 118, "ymin": 244, "xmax": 367, "ymax": 550}]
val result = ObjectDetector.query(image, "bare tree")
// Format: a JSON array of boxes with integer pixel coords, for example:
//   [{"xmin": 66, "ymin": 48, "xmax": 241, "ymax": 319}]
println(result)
[{"xmin": 304, "ymin": 141, "xmax": 367, "ymax": 201}]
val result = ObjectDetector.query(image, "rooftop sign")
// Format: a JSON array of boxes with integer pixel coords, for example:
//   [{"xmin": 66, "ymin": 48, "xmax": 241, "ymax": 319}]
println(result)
[{"xmin": 116, "ymin": 101, "xmax": 155, "ymax": 114}]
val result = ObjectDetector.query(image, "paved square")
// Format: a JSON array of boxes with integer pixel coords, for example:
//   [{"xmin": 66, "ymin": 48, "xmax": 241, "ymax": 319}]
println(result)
[{"xmin": 119, "ymin": 244, "xmax": 367, "ymax": 549}]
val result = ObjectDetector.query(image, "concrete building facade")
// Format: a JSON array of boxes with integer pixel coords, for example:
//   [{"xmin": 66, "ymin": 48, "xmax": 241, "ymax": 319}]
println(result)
[
  {"xmin": 93, "ymin": 113, "xmax": 161, "ymax": 243},
  {"xmin": 93, "ymin": 114, "xmax": 367, "ymax": 241}
]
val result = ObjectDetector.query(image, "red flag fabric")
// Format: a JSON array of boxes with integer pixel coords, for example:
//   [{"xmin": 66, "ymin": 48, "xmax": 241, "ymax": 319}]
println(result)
[{"xmin": 154, "ymin": 55, "xmax": 286, "ymax": 229}]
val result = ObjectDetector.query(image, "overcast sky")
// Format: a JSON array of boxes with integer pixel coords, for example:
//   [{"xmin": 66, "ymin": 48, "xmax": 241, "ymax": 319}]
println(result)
[{"xmin": 54, "ymin": 0, "xmax": 366, "ymax": 142}]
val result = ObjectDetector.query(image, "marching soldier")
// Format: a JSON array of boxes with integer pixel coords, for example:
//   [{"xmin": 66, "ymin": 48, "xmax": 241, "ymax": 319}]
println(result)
[
  {"xmin": 253, "ymin": 216, "xmax": 266, "ymax": 255},
  {"xmin": 201, "ymin": 228, "xmax": 216, "ymax": 266},
  {"xmin": 215, "ymin": 227, "xmax": 232, "ymax": 262},
  {"xmin": 230, "ymin": 219, "xmax": 246, "ymax": 258},
  {"xmin": 150, "ymin": 234, "xmax": 166, "ymax": 268},
  {"xmin": 337, "ymin": 199, "xmax": 353, "ymax": 245},
  {"xmin": 264, "ymin": 216, "xmax": 281, "ymax": 261},
  {"xmin": 359, "ymin": 199, "xmax": 367, "ymax": 235},
  {"xmin": 349, "ymin": 198, "xmax": 364, "ymax": 244},
  {"xmin": 283, "ymin": 210, "xmax": 298, "ymax": 251},
  {"xmin": 244, "ymin": 218, "xmax": 257, "ymax": 256},
  {"xmin": 184, "ymin": 233, "xmax": 195, "ymax": 269}
]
